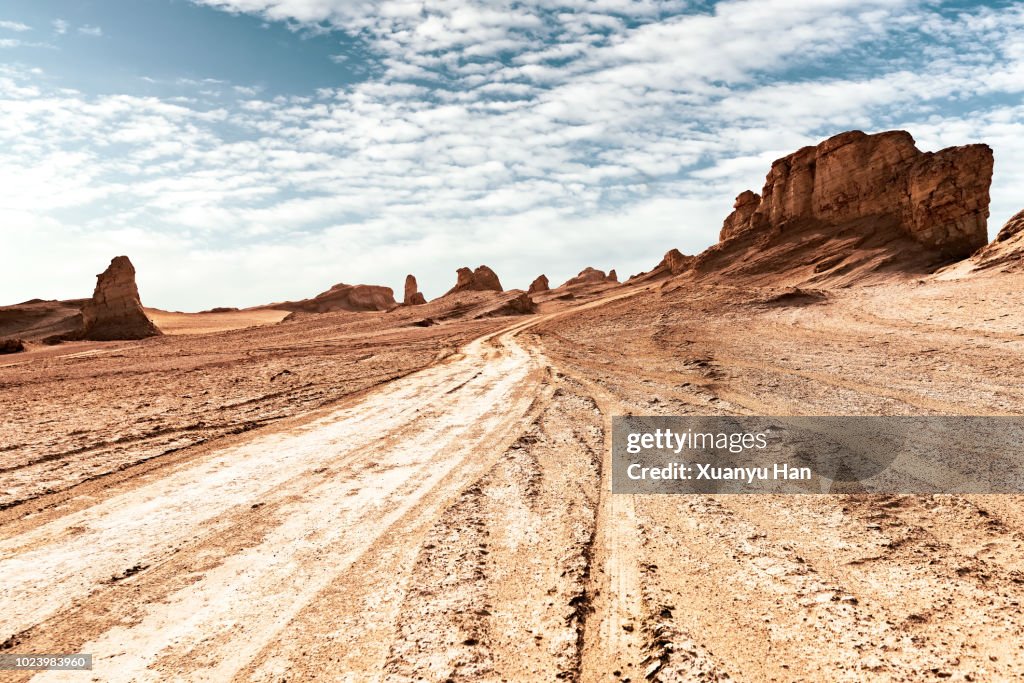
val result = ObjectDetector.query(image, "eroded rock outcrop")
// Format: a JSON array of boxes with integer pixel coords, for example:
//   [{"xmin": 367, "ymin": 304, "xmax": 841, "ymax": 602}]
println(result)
[
  {"xmin": 607, "ymin": 269, "xmax": 618, "ymax": 283},
  {"xmin": 404, "ymin": 274, "xmax": 426, "ymax": 305},
  {"xmin": 0, "ymin": 299, "xmax": 85, "ymax": 343},
  {"xmin": 562, "ymin": 267, "xmax": 617, "ymax": 288},
  {"xmin": 720, "ymin": 130, "xmax": 993, "ymax": 259},
  {"xmin": 659, "ymin": 249, "xmax": 695, "ymax": 275},
  {"xmin": 0, "ymin": 338, "xmax": 25, "ymax": 354},
  {"xmin": 274, "ymin": 283, "xmax": 397, "ymax": 314},
  {"xmin": 720, "ymin": 190, "xmax": 762, "ymax": 241},
  {"xmin": 82, "ymin": 256, "xmax": 162, "ymax": 341},
  {"xmin": 997, "ymin": 209, "xmax": 1024, "ymax": 242},
  {"xmin": 962, "ymin": 209, "xmax": 1024, "ymax": 272},
  {"xmin": 445, "ymin": 266, "xmax": 503, "ymax": 295},
  {"xmin": 484, "ymin": 292, "xmax": 537, "ymax": 317},
  {"xmin": 528, "ymin": 275, "xmax": 550, "ymax": 294}
]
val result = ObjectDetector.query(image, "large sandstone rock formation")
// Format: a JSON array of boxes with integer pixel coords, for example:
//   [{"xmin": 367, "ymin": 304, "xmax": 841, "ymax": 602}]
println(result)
[
  {"xmin": 719, "ymin": 130, "xmax": 993, "ymax": 259},
  {"xmin": 648, "ymin": 130, "xmax": 995, "ymax": 286},
  {"xmin": 82, "ymin": 256, "xmax": 162, "ymax": 341},
  {"xmin": 404, "ymin": 274, "xmax": 426, "ymax": 305},
  {"xmin": 445, "ymin": 266, "xmax": 503, "ymax": 295},
  {"xmin": 528, "ymin": 275, "xmax": 550, "ymax": 294},
  {"xmin": 276, "ymin": 283, "xmax": 397, "ymax": 314},
  {"xmin": 561, "ymin": 267, "xmax": 617, "ymax": 288}
]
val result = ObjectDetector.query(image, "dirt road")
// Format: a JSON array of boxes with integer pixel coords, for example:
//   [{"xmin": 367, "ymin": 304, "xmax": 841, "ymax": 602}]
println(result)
[
  {"xmin": 0, "ymin": 316, "xmax": 550, "ymax": 680},
  {"xmin": 3, "ymin": 280, "xmax": 1024, "ymax": 681}
]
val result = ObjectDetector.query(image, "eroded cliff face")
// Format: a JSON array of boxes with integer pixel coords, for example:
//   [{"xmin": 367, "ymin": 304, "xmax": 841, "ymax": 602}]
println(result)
[
  {"xmin": 82, "ymin": 256, "xmax": 162, "ymax": 341},
  {"xmin": 720, "ymin": 130, "xmax": 993, "ymax": 259}
]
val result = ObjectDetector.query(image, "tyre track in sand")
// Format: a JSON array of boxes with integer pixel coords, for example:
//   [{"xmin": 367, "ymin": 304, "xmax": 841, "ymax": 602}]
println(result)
[
  {"xmin": 0, "ymin": 282, "xmax": 733, "ymax": 683},
  {"xmin": 0, "ymin": 318, "xmax": 554, "ymax": 682}
]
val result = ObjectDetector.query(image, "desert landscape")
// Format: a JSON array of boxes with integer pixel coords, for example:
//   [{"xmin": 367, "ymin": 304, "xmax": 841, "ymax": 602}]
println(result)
[{"xmin": 2, "ymin": 129, "xmax": 1024, "ymax": 682}]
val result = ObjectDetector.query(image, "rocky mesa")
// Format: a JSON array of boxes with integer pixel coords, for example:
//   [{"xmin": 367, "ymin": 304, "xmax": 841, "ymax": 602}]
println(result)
[
  {"xmin": 719, "ymin": 130, "xmax": 992, "ymax": 257},
  {"xmin": 662, "ymin": 130, "xmax": 995, "ymax": 286}
]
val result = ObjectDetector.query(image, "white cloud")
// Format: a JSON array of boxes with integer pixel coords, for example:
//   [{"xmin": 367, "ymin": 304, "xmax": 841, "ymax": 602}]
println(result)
[
  {"xmin": 0, "ymin": 20, "xmax": 31, "ymax": 32},
  {"xmin": 52, "ymin": 19, "xmax": 68, "ymax": 35},
  {"xmin": 78, "ymin": 25, "xmax": 103, "ymax": 37}
]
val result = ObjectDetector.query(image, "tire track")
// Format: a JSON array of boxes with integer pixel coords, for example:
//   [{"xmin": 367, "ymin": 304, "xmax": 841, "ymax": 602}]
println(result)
[{"xmin": 1, "ymin": 326, "xmax": 546, "ymax": 682}]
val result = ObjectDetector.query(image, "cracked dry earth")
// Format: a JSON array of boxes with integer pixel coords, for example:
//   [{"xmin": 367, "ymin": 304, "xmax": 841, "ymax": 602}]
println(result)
[{"xmin": 2, "ymin": 274, "xmax": 1024, "ymax": 682}]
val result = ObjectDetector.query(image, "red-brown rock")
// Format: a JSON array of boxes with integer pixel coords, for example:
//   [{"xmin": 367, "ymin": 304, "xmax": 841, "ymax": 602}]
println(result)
[
  {"xmin": 404, "ymin": 274, "xmax": 426, "ymax": 305},
  {"xmin": 0, "ymin": 338, "xmax": 25, "ymax": 354},
  {"xmin": 965, "ymin": 209, "xmax": 1024, "ymax": 272},
  {"xmin": 445, "ymin": 266, "xmax": 503, "ymax": 295},
  {"xmin": 658, "ymin": 249, "xmax": 695, "ymax": 275},
  {"xmin": 528, "ymin": 275, "xmax": 550, "ymax": 294},
  {"xmin": 562, "ymin": 267, "xmax": 614, "ymax": 288},
  {"xmin": 720, "ymin": 190, "xmax": 762, "ymax": 241},
  {"xmin": 276, "ymin": 283, "xmax": 397, "ymax": 314},
  {"xmin": 486, "ymin": 292, "xmax": 537, "ymax": 316},
  {"xmin": 996, "ymin": 209, "xmax": 1024, "ymax": 242},
  {"xmin": 721, "ymin": 130, "xmax": 993, "ymax": 258},
  {"xmin": 82, "ymin": 256, "xmax": 162, "ymax": 341},
  {"xmin": 607, "ymin": 269, "xmax": 618, "ymax": 283}
]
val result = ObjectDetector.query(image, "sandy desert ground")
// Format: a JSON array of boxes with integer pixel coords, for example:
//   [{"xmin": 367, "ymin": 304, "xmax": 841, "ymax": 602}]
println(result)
[{"xmin": 1, "ymin": 266, "xmax": 1023, "ymax": 682}]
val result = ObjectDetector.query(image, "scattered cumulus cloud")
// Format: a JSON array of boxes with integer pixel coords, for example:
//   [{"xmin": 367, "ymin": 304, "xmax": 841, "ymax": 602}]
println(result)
[
  {"xmin": 0, "ymin": 20, "xmax": 31, "ymax": 32},
  {"xmin": 78, "ymin": 25, "xmax": 103, "ymax": 37}
]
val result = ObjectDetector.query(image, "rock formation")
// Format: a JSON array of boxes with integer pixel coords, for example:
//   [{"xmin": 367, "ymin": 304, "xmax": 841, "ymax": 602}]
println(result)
[
  {"xmin": 607, "ymin": 269, "xmax": 618, "ymax": 282},
  {"xmin": 275, "ymin": 283, "xmax": 397, "ymax": 314},
  {"xmin": 0, "ymin": 338, "xmax": 25, "ymax": 354},
  {"xmin": 562, "ymin": 267, "xmax": 617, "ymax": 288},
  {"xmin": 82, "ymin": 256, "xmax": 163, "ymax": 341},
  {"xmin": 404, "ymin": 274, "xmax": 426, "ymax": 305},
  {"xmin": 720, "ymin": 190, "xmax": 761, "ymax": 241},
  {"xmin": 658, "ymin": 249, "xmax": 695, "ymax": 275},
  {"xmin": 0, "ymin": 299, "xmax": 86, "ymax": 343},
  {"xmin": 719, "ymin": 130, "xmax": 993, "ymax": 259},
  {"xmin": 445, "ymin": 266, "xmax": 503, "ymax": 295},
  {"xmin": 484, "ymin": 292, "xmax": 537, "ymax": 317},
  {"xmin": 528, "ymin": 275, "xmax": 550, "ymax": 294},
  {"xmin": 962, "ymin": 209, "xmax": 1024, "ymax": 272},
  {"xmin": 997, "ymin": 209, "xmax": 1024, "ymax": 242}
]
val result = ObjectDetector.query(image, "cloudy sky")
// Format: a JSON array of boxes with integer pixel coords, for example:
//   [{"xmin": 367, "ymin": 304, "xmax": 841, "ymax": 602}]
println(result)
[{"xmin": 2, "ymin": 0, "xmax": 1022, "ymax": 309}]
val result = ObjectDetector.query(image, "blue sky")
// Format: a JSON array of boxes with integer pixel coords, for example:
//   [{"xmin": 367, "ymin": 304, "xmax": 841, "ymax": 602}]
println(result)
[{"xmin": 2, "ymin": 0, "xmax": 1023, "ymax": 310}]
